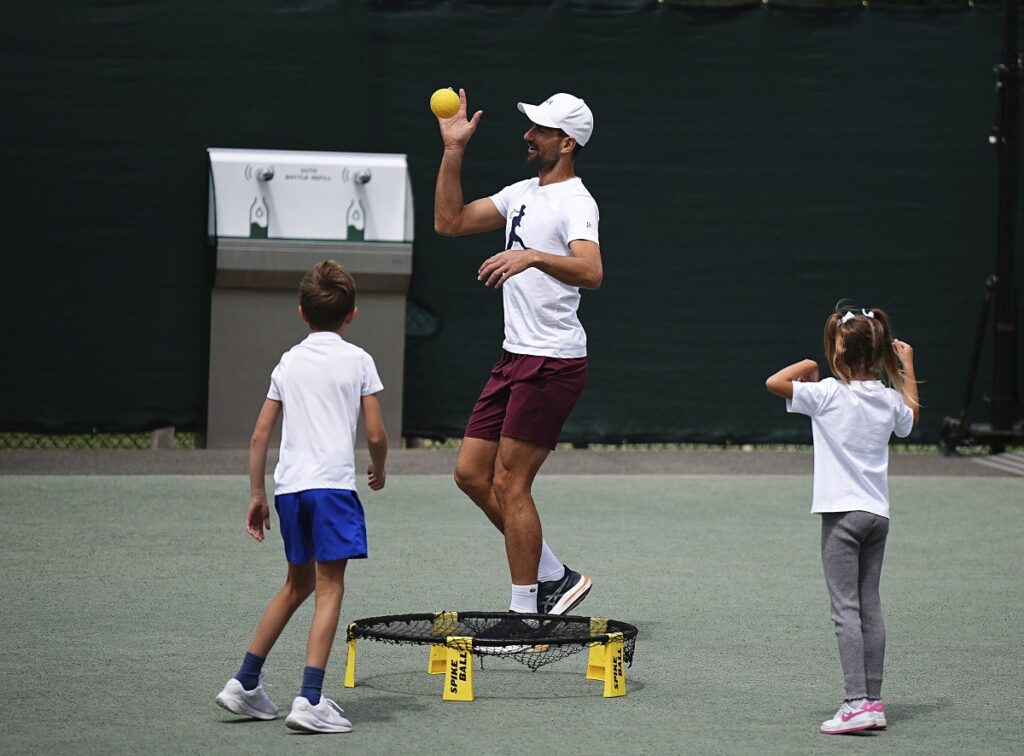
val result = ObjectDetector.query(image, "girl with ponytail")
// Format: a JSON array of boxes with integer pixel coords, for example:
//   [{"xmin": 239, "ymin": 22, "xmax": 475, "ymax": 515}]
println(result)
[{"xmin": 766, "ymin": 305, "xmax": 919, "ymax": 735}]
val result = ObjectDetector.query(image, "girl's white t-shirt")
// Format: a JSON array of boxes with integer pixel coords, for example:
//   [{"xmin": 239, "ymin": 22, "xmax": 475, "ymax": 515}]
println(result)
[
  {"xmin": 268, "ymin": 331, "xmax": 383, "ymax": 494},
  {"xmin": 489, "ymin": 176, "xmax": 600, "ymax": 359},
  {"xmin": 788, "ymin": 378, "xmax": 914, "ymax": 518}
]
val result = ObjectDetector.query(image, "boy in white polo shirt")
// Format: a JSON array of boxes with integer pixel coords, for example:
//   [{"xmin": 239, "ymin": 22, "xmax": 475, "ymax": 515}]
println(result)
[{"xmin": 215, "ymin": 259, "xmax": 387, "ymax": 734}]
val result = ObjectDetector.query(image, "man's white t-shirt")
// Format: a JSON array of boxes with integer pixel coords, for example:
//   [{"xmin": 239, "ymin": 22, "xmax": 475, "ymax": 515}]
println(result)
[
  {"xmin": 267, "ymin": 331, "xmax": 383, "ymax": 494},
  {"xmin": 788, "ymin": 378, "xmax": 914, "ymax": 518},
  {"xmin": 489, "ymin": 176, "xmax": 600, "ymax": 359}
]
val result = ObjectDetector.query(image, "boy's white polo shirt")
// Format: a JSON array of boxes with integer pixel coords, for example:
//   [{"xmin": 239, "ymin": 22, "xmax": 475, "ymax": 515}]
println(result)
[
  {"xmin": 490, "ymin": 176, "xmax": 600, "ymax": 359},
  {"xmin": 788, "ymin": 378, "xmax": 914, "ymax": 518},
  {"xmin": 267, "ymin": 331, "xmax": 383, "ymax": 494}
]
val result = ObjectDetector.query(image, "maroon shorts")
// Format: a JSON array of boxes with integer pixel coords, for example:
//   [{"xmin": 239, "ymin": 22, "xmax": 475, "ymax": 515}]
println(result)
[{"xmin": 464, "ymin": 351, "xmax": 588, "ymax": 450}]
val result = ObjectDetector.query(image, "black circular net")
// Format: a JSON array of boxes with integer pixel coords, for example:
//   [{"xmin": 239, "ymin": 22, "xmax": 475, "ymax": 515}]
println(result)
[{"xmin": 348, "ymin": 612, "xmax": 638, "ymax": 672}]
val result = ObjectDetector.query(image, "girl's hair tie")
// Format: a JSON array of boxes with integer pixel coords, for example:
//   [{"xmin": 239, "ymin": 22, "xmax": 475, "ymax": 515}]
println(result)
[{"xmin": 839, "ymin": 309, "xmax": 874, "ymax": 325}]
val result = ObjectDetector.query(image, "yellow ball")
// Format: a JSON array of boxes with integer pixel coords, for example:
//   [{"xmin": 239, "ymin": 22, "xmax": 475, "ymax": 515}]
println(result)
[{"xmin": 430, "ymin": 87, "xmax": 460, "ymax": 119}]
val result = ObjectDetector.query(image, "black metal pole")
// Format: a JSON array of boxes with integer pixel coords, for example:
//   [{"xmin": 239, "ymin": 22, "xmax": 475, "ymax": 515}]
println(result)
[
  {"xmin": 940, "ymin": 0, "xmax": 1023, "ymax": 452},
  {"xmin": 957, "ymin": 276, "xmax": 997, "ymax": 427},
  {"xmin": 992, "ymin": 0, "xmax": 1021, "ymax": 439}
]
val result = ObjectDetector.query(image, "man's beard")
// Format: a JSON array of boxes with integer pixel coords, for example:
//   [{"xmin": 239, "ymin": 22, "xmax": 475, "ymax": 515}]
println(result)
[{"xmin": 527, "ymin": 149, "xmax": 557, "ymax": 173}]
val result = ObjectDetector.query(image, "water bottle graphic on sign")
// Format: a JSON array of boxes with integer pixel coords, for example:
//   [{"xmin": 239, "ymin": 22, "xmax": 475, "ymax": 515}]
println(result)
[
  {"xmin": 346, "ymin": 199, "xmax": 365, "ymax": 242},
  {"xmin": 249, "ymin": 195, "xmax": 269, "ymax": 239}
]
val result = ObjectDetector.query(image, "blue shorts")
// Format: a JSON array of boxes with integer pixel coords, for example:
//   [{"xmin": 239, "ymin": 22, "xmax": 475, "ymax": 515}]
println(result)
[{"xmin": 274, "ymin": 489, "xmax": 368, "ymax": 564}]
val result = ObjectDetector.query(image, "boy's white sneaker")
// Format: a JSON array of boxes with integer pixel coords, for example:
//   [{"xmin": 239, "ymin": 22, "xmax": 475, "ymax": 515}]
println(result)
[
  {"xmin": 215, "ymin": 678, "xmax": 278, "ymax": 720},
  {"xmin": 819, "ymin": 700, "xmax": 876, "ymax": 734},
  {"xmin": 285, "ymin": 696, "xmax": 353, "ymax": 733}
]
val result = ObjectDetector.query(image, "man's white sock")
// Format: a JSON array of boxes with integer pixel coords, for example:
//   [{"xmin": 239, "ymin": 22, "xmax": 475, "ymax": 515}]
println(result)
[
  {"xmin": 538, "ymin": 540, "xmax": 565, "ymax": 583},
  {"xmin": 509, "ymin": 583, "xmax": 538, "ymax": 614}
]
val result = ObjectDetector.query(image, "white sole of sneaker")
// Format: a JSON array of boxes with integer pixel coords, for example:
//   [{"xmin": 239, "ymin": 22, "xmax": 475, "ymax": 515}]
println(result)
[
  {"xmin": 476, "ymin": 643, "xmax": 532, "ymax": 655},
  {"xmin": 549, "ymin": 576, "xmax": 592, "ymax": 615},
  {"xmin": 285, "ymin": 717, "xmax": 352, "ymax": 734},
  {"xmin": 819, "ymin": 722, "xmax": 875, "ymax": 735},
  {"xmin": 214, "ymin": 695, "xmax": 277, "ymax": 721}
]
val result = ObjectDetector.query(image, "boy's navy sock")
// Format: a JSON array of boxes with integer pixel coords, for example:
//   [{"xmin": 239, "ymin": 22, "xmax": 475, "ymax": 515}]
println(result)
[
  {"xmin": 235, "ymin": 651, "xmax": 265, "ymax": 691},
  {"xmin": 300, "ymin": 666, "xmax": 326, "ymax": 706}
]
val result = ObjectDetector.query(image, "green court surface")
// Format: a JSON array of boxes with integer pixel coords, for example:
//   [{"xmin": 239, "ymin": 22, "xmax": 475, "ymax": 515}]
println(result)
[{"xmin": 1, "ymin": 475, "xmax": 1021, "ymax": 755}]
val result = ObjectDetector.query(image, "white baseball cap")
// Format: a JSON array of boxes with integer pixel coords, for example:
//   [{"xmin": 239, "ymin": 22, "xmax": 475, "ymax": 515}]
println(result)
[{"xmin": 517, "ymin": 93, "xmax": 594, "ymax": 147}]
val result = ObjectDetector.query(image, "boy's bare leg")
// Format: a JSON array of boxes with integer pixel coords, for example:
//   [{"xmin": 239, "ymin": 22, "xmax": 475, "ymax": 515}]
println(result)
[
  {"xmin": 305, "ymin": 559, "xmax": 348, "ymax": 669},
  {"xmin": 248, "ymin": 560, "xmax": 316, "ymax": 657},
  {"xmin": 493, "ymin": 436, "xmax": 550, "ymax": 585},
  {"xmin": 455, "ymin": 437, "xmax": 504, "ymax": 531}
]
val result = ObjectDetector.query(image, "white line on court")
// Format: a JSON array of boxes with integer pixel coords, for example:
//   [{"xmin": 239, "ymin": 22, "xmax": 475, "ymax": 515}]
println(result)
[{"xmin": 970, "ymin": 452, "xmax": 1024, "ymax": 476}]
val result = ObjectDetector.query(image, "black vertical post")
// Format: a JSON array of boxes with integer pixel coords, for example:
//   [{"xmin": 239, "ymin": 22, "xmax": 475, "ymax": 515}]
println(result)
[
  {"xmin": 992, "ymin": 0, "xmax": 1021, "ymax": 440},
  {"xmin": 940, "ymin": 0, "xmax": 1023, "ymax": 452}
]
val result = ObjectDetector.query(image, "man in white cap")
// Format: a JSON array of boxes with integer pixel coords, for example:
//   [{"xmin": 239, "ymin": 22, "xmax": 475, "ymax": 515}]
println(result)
[{"xmin": 434, "ymin": 91, "xmax": 602, "ymax": 628}]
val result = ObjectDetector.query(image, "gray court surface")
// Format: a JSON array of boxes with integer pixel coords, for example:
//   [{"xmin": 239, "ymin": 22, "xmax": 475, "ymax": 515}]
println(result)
[
  {"xmin": 1, "ymin": 447, "xmax": 1021, "ymax": 477},
  {"xmin": 1, "ymin": 453, "xmax": 1021, "ymax": 756}
]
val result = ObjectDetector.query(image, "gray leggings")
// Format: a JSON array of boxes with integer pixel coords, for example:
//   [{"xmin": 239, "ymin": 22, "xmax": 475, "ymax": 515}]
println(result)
[{"xmin": 820, "ymin": 510, "xmax": 889, "ymax": 700}]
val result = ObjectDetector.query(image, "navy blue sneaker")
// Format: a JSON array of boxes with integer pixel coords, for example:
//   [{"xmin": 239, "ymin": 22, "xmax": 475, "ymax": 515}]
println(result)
[
  {"xmin": 477, "ymin": 612, "xmax": 541, "ymax": 655},
  {"xmin": 537, "ymin": 566, "xmax": 592, "ymax": 615},
  {"xmin": 485, "ymin": 612, "xmax": 538, "ymax": 638}
]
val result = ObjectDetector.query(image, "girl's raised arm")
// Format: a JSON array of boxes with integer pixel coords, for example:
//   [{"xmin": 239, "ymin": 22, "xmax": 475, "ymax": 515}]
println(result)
[
  {"xmin": 766, "ymin": 359, "xmax": 820, "ymax": 400},
  {"xmin": 892, "ymin": 340, "xmax": 920, "ymax": 427}
]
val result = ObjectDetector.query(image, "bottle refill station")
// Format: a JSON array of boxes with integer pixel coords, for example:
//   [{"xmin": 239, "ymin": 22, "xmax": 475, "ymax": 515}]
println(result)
[{"xmin": 206, "ymin": 148, "xmax": 413, "ymax": 448}]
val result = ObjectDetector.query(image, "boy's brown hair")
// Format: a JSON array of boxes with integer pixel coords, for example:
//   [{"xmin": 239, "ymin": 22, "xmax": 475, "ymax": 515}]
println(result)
[{"xmin": 299, "ymin": 260, "xmax": 356, "ymax": 331}]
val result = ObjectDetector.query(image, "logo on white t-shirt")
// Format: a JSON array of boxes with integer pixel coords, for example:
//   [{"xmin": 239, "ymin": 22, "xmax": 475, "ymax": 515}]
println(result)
[{"xmin": 507, "ymin": 204, "xmax": 527, "ymax": 250}]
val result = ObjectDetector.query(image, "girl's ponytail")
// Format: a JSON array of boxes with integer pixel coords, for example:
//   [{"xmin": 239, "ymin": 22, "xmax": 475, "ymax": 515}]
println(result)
[
  {"xmin": 868, "ymin": 309, "xmax": 906, "ymax": 396},
  {"xmin": 823, "ymin": 311, "xmax": 847, "ymax": 382}
]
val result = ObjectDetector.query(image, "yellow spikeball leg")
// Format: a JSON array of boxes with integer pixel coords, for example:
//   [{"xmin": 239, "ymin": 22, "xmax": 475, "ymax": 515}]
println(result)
[
  {"xmin": 428, "ymin": 644, "xmax": 447, "ymax": 675},
  {"xmin": 442, "ymin": 636, "xmax": 474, "ymax": 701},
  {"xmin": 430, "ymin": 87, "xmax": 460, "ymax": 119},
  {"xmin": 344, "ymin": 636, "xmax": 357, "ymax": 688},
  {"xmin": 586, "ymin": 617, "xmax": 609, "ymax": 681},
  {"xmin": 602, "ymin": 633, "xmax": 627, "ymax": 698},
  {"xmin": 429, "ymin": 612, "xmax": 459, "ymax": 674}
]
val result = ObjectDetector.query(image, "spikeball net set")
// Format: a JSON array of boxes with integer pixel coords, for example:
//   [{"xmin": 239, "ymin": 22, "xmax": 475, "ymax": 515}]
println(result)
[{"xmin": 344, "ymin": 611, "xmax": 638, "ymax": 701}]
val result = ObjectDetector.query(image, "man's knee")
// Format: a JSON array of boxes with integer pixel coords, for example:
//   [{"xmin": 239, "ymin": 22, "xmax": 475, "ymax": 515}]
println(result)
[
  {"xmin": 455, "ymin": 463, "xmax": 491, "ymax": 499},
  {"xmin": 492, "ymin": 467, "xmax": 530, "ymax": 506}
]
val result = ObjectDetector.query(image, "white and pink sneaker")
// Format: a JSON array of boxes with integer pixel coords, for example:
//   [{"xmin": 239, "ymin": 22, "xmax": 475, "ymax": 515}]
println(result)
[
  {"xmin": 819, "ymin": 700, "xmax": 876, "ymax": 735},
  {"xmin": 866, "ymin": 699, "xmax": 887, "ymax": 729}
]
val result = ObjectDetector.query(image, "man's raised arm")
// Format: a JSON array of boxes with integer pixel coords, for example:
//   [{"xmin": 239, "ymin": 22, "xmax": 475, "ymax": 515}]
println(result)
[{"xmin": 434, "ymin": 88, "xmax": 505, "ymax": 237}]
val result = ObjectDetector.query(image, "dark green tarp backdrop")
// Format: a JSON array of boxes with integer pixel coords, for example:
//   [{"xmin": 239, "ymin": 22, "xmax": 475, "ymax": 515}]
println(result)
[{"xmin": 2, "ymin": 1, "xmax": 1019, "ymax": 443}]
